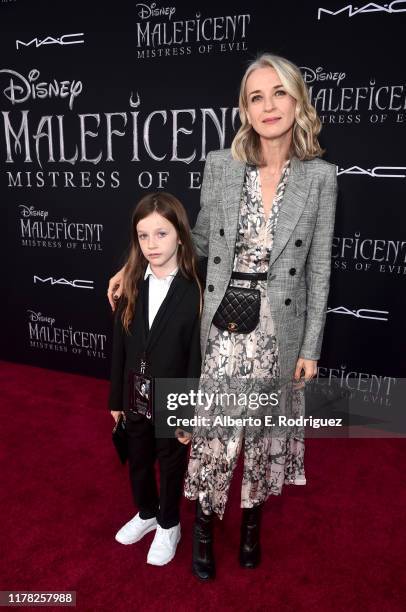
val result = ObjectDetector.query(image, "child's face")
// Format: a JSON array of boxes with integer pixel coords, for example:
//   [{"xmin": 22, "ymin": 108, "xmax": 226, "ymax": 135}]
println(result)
[{"xmin": 136, "ymin": 212, "xmax": 180, "ymax": 272}]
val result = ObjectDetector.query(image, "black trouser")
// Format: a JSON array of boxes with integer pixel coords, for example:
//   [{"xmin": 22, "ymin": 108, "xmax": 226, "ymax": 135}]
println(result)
[{"xmin": 125, "ymin": 412, "xmax": 188, "ymax": 529}]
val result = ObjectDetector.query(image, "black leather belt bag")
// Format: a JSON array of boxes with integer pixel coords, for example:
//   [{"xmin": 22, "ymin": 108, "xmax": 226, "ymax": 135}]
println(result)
[{"xmin": 212, "ymin": 271, "xmax": 268, "ymax": 334}]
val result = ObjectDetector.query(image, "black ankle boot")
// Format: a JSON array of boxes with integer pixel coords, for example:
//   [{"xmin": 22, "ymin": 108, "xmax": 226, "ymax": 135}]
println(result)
[
  {"xmin": 239, "ymin": 505, "xmax": 262, "ymax": 568},
  {"xmin": 192, "ymin": 501, "xmax": 215, "ymax": 580}
]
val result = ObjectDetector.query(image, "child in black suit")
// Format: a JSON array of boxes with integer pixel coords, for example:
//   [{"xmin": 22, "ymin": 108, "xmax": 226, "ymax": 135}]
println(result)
[{"xmin": 109, "ymin": 192, "xmax": 202, "ymax": 566}]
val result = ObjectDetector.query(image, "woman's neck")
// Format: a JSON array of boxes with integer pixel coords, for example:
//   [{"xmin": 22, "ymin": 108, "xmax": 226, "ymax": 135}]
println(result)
[{"xmin": 259, "ymin": 134, "xmax": 292, "ymax": 174}]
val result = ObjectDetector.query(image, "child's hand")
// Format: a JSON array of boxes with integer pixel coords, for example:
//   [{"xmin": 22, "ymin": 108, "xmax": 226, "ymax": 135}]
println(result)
[
  {"xmin": 111, "ymin": 410, "xmax": 123, "ymax": 423},
  {"xmin": 175, "ymin": 428, "xmax": 192, "ymax": 445}
]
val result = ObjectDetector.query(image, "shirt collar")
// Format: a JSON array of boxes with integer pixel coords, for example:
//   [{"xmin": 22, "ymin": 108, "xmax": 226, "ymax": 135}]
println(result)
[{"xmin": 144, "ymin": 263, "xmax": 179, "ymax": 281}]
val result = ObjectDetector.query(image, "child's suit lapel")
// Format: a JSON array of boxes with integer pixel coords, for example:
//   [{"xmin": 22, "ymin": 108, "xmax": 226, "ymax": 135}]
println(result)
[{"xmin": 143, "ymin": 270, "xmax": 190, "ymax": 354}]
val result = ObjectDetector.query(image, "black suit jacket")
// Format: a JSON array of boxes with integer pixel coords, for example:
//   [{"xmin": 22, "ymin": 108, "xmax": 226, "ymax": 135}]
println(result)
[{"xmin": 108, "ymin": 269, "xmax": 202, "ymax": 413}]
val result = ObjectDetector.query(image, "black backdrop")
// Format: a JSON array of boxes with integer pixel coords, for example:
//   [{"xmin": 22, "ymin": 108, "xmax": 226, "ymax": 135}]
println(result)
[{"xmin": 1, "ymin": 1, "xmax": 405, "ymax": 410}]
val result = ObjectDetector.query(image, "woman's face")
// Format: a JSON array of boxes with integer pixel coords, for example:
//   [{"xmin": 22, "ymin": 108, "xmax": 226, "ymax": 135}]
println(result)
[
  {"xmin": 136, "ymin": 211, "xmax": 180, "ymax": 271},
  {"xmin": 245, "ymin": 66, "xmax": 296, "ymax": 144}
]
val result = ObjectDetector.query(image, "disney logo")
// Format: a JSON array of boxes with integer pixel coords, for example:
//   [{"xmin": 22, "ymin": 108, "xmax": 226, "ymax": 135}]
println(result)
[
  {"xmin": 136, "ymin": 2, "xmax": 176, "ymax": 20},
  {"xmin": 27, "ymin": 310, "xmax": 56, "ymax": 326},
  {"xmin": 0, "ymin": 68, "xmax": 82, "ymax": 110},
  {"xmin": 300, "ymin": 66, "xmax": 346, "ymax": 87},
  {"xmin": 19, "ymin": 205, "xmax": 49, "ymax": 220}
]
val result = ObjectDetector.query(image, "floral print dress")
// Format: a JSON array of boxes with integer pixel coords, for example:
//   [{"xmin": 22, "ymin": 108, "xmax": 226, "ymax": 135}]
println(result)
[{"xmin": 184, "ymin": 159, "xmax": 306, "ymax": 519}]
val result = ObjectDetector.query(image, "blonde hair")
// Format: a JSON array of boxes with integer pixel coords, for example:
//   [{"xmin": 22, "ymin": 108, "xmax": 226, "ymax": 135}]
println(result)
[{"xmin": 231, "ymin": 53, "xmax": 325, "ymax": 165}]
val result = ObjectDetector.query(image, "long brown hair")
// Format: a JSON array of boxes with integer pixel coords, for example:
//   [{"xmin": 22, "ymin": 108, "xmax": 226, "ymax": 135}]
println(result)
[{"xmin": 120, "ymin": 192, "xmax": 203, "ymax": 332}]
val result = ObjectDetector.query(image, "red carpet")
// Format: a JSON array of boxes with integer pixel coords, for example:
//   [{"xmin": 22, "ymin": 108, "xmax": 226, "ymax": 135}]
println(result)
[{"xmin": 1, "ymin": 360, "xmax": 405, "ymax": 611}]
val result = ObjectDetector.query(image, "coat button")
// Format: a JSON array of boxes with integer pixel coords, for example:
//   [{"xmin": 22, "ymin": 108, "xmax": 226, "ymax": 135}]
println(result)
[
  {"xmin": 214, "ymin": 256, "xmax": 221, "ymax": 264},
  {"xmin": 295, "ymin": 239, "xmax": 302, "ymax": 247},
  {"xmin": 219, "ymin": 229, "xmax": 224, "ymax": 236},
  {"xmin": 285, "ymin": 298, "xmax": 291, "ymax": 305},
  {"xmin": 208, "ymin": 285, "xmax": 214, "ymax": 292},
  {"xmin": 289, "ymin": 268, "xmax": 296, "ymax": 275}
]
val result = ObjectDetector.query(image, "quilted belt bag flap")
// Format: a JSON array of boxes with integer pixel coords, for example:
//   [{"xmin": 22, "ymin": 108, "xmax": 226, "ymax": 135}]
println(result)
[{"xmin": 212, "ymin": 284, "xmax": 261, "ymax": 334}]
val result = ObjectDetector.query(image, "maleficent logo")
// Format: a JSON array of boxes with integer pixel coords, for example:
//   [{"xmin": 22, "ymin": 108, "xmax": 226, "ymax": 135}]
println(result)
[
  {"xmin": 332, "ymin": 232, "xmax": 406, "ymax": 274},
  {"xmin": 299, "ymin": 66, "xmax": 406, "ymax": 125},
  {"xmin": 2, "ymin": 78, "xmax": 241, "ymax": 189},
  {"xmin": 316, "ymin": 364, "xmax": 396, "ymax": 407},
  {"xmin": 135, "ymin": 4, "xmax": 251, "ymax": 58},
  {"xmin": 18, "ymin": 206, "xmax": 104, "ymax": 251},
  {"xmin": 27, "ymin": 310, "xmax": 107, "ymax": 358}
]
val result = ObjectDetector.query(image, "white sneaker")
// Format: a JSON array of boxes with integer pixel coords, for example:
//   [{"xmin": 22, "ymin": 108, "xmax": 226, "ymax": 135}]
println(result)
[
  {"xmin": 147, "ymin": 523, "xmax": 181, "ymax": 566},
  {"xmin": 115, "ymin": 513, "xmax": 157, "ymax": 545}
]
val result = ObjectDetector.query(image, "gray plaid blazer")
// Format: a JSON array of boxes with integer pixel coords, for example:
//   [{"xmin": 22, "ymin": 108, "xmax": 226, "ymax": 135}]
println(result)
[{"xmin": 192, "ymin": 148, "xmax": 338, "ymax": 379}]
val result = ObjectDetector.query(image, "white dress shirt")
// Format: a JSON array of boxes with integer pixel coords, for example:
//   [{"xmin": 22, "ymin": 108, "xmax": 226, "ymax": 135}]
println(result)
[{"xmin": 144, "ymin": 263, "xmax": 178, "ymax": 328}]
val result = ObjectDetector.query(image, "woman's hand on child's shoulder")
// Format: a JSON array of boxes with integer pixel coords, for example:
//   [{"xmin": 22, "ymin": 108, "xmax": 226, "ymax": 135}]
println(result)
[{"xmin": 107, "ymin": 265, "xmax": 126, "ymax": 311}]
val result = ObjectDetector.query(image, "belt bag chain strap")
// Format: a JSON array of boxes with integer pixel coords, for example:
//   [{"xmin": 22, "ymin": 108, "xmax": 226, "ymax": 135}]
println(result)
[{"xmin": 212, "ymin": 271, "xmax": 268, "ymax": 334}]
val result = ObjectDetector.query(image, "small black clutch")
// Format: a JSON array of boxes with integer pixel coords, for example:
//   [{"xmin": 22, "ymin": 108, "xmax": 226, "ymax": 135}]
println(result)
[{"xmin": 112, "ymin": 414, "xmax": 128, "ymax": 465}]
